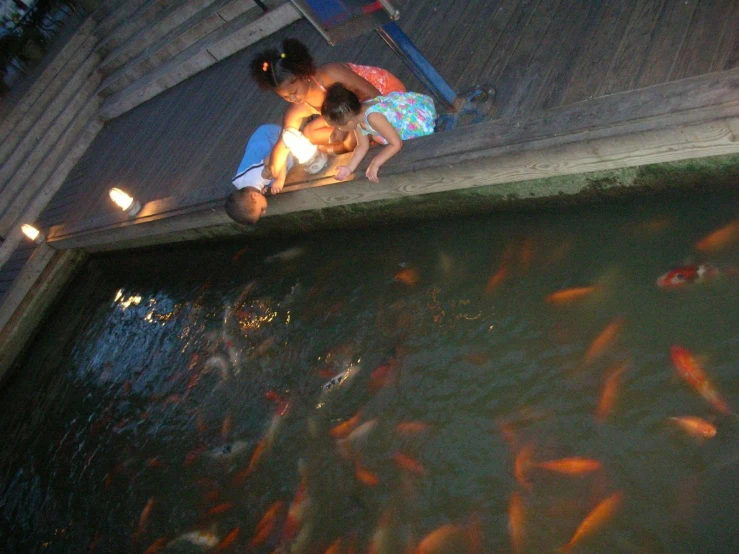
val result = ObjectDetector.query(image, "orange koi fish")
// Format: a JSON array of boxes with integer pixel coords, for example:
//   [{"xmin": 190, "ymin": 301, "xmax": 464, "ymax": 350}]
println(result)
[
  {"xmin": 669, "ymin": 416, "xmax": 717, "ymax": 439},
  {"xmin": 696, "ymin": 220, "xmax": 739, "ymax": 252},
  {"xmin": 324, "ymin": 538, "xmax": 343, "ymax": 554},
  {"xmin": 596, "ymin": 362, "xmax": 627, "ymax": 421},
  {"xmin": 221, "ymin": 414, "xmax": 233, "ymax": 441},
  {"xmin": 330, "ymin": 412, "xmax": 362, "ymax": 439},
  {"xmin": 282, "ymin": 481, "xmax": 308, "ymax": 543},
  {"xmin": 546, "ymin": 286, "xmax": 595, "ymax": 305},
  {"xmin": 395, "ymin": 268, "xmax": 420, "ymax": 286},
  {"xmin": 184, "ymin": 446, "xmax": 205, "ymax": 467},
  {"xmin": 208, "ymin": 502, "xmax": 234, "ymax": 515},
  {"xmin": 369, "ymin": 357, "xmax": 399, "ymax": 391},
  {"xmin": 508, "ymin": 492, "xmax": 525, "ymax": 554},
  {"xmin": 264, "ymin": 390, "xmax": 284, "ymax": 404},
  {"xmin": 134, "ymin": 497, "xmax": 155, "ymax": 540},
  {"xmin": 216, "ymin": 527, "xmax": 240, "ymax": 552},
  {"xmin": 145, "ymin": 457, "xmax": 165, "ymax": 469},
  {"xmin": 584, "ymin": 317, "xmax": 624, "ymax": 364},
  {"xmin": 560, "ymin": 491, "xmax": 623, "ymax": 552},
  {"xmin": 355, "ymin": 462, "xmax": 380, "ymax": 486},
  {"xmin": 393, "ymin": 452, "xmax": 428, "ymax": 475},
  {"xmin": 417, "ymin": 518, "xmax": 482, "ymax": 554},
  {"xmin": 514, "ymin": 445, "xmax": 533, "ymax": 490},
  {"xmin": 535, "ymin": 457, "xmax": 601, "ymax": 475},
  {"xmin": 484, "ymin": 267, "xmax": 508, "ymax": 294},
  {"xmin": 143, "ymin": 537, "xmax": 167, "ymax": 554},
  {"xmin": 395, "ymin": 421, "xmax": 431, "ymax": 435},
  {"xmin": 670, "ymin": 345, "xmax": 730, "ymax": 415},
  {"xmin": 251, "ymin": 501, "xmax": 283, "ymax": 547}
]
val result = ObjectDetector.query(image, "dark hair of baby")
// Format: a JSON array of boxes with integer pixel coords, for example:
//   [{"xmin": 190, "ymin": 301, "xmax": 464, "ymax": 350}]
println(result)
[
  {"xmin": 250, "ymin": 38, "xmax": 316, "ymax": 89},
  {"xmin": 225, "ymin": 189, "xmax": 259, "ymax": 225},
  {"xmin": 321, "ymin": 83, "xmax": 362, "ymax": 125}
]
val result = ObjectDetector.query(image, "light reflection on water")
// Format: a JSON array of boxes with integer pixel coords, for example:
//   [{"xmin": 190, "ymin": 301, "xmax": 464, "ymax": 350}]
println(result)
[{"xmin": 1, "ymin": 188, "xmax": 738, "ymax": 553}]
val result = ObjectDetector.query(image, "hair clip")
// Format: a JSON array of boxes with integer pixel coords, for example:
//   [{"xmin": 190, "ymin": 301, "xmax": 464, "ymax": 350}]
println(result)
[
  {"xmin": 262, "ymin": 61, "xmax": 269, "ymax": 72},
  {"xmin": 280, "ymin": 52, "xmax": 286, "ymax": 59}
]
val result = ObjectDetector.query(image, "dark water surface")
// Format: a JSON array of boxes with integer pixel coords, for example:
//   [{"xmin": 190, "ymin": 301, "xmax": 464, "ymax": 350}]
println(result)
[{"xmin": 1, "ymin": 187, "xmax": 738, "ymax": 553}]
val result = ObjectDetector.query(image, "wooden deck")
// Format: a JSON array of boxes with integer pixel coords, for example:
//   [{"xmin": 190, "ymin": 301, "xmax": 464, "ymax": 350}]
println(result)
[{"xmin": 33, "ymin": 0, "xmax": 739, "ymax": 235}]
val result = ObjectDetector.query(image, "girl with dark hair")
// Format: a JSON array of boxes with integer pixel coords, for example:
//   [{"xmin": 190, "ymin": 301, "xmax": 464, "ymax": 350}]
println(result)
[
  {"xmin": 250, "ymin": 38, "xmax": 405, "ymax": 191},
  {"xmin": 321, "ymin": 83, "xmax": 435, "ymax": 183}
]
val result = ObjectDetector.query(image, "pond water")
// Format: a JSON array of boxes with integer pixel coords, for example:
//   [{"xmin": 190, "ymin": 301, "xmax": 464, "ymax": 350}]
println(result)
[{"xmin": 1, "ymin": 187, "xmax": 738, "ymax": 553}]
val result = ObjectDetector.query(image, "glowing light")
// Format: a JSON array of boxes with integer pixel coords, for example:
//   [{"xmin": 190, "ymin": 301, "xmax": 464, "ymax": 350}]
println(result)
[
  {"xmin": 21, "ymin": 224, "xmax": 44, "ymax": 243},
  {"xmin": 109, "ymin": 188, "xmax": 142, "ymax": 216},
  {"xmin": 282, "ymin": 128, "xmax": 327, "ymax": 174}
]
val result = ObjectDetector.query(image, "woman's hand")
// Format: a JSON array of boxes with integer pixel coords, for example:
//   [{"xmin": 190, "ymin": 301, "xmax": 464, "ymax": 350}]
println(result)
[{"xmin": 334, "ymin": 166, "xmax": 352, "ymax": 181}]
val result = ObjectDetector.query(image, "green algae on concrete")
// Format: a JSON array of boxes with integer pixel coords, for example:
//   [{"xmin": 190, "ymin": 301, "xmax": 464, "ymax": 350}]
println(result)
[{"xmin": 249, "ymin": 153, "xmax": 739, "ymax": 238}]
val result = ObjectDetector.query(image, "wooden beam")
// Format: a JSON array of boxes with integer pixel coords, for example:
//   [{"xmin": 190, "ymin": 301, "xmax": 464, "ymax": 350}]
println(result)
[{"xmin": 45, "ymin": 69, "xmax": 739, "ymax": 251}]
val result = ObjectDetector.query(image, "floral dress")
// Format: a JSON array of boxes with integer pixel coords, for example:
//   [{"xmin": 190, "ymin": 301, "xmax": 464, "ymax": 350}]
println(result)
[{"xmin": 360, "ymin": 92, "xmax": 436, "ymax": 144}]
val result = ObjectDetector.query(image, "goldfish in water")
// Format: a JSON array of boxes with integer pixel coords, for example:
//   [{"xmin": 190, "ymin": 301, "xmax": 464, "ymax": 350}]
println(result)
[
  {"xmin": 143, "ymin": 537, "xmax": 167, "ymax": 554},
  {"xmin": 395, "ymin": 421, "xmax": 431, "ymax": 435},
  {"xmin": 560, "ymin": 491, "xmax": 623, "ymax": 551},
  {"xmin": 595, "ymin": 362, "xmax": 627, "ymax": 421},
  {"xmin": 546, "ymin": 286, "xmax": 596, "ymax": 305},
  {"xmin": 656, "ymin": 264, "xmax": 721, "ymax": 289},
  {"xmin": 584, "ymin": 317, "xmax": 624, "ymax": 364},
  {"xmin": 484, "ymin": 266, "xmax": 508, "ymax": 294},
  {"xmin": 393, "ymin": 452, "xmax": 427, "ymax": 475},
  {"xmin": 395, "ymin": 268, "xmax": 420, "ymax": 286},
  {"xmin": 535, "ymin": 457, "xmax": 602, "ymax": 475},
  {"xmin": 669, "ymin": 416, "xmax": 717, "ymax": 439},
  {"xmin": 221, "ymin": 413, "xmax": 233, "ymax": 441},
  {"xmin": 695, "ymin": 220, "xmax": 739, "ymax": 252},
  {"xmin": 251, "ymin": 501, "xmax": 283, "ymax": 546},
  {"xmin": 329, "ymin": 412, "xmax": 362, "ymax": 439},
  {"xmin": 508, "ymin": 492, "xmax": 525, "ymax": 554},
  {"xmin": 670, "ymin": 345, "xmax": 730, "ymax": 415},
  {"xmin": 216, "ymin": 527, "xmax": 240, "ymax": 552},
  {"xmin": 514, "ymin": 445, "xmax": 534, "ymax": 490},
  {"xmin": 355, "ymin": 461, "xmax": 380, "ymax": 486},
  {"xmin": 369, "ymin": 357, "xmax": 398, "ymax": 390},
  {"xmin": 417, "ymin": 517, "xmax": 482, "ymax": 554},
  {"xmin": 168, "ymin": 529, "xmax": 220, "ymax": 549},
  {"xmin": 134, "ymin": 497, "xmax": 155, "ymax": 540},
  {"xmin": 208, "ymin": 502, "xmax": 234, "ymax": 515}
]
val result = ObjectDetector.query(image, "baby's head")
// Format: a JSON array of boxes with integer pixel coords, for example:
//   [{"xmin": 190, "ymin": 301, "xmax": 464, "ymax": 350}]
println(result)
[
  {"xmin": 225, "ymin": 187, "xmax": 268, "ymax": 225},
  {"xmin": 321, "ymin": 83, "xmax": 362, "ymax": 131}
]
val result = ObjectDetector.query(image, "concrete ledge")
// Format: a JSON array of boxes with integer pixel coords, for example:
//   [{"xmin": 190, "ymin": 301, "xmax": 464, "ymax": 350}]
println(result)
[
  {"xmin": 98, "ymin": 2, "xmax": 301, "ymax": 121},
  {"xmin": 0, "ymin": 246, "xmax": 88, "ymax": 382}
]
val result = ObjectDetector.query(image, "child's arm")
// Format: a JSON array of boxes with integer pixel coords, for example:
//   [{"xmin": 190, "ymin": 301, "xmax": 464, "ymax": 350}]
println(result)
[
  {"xmin": 269, "ymin": 103, "xmax": 313, "ymax": 177},
  {"xmin": 334, "ymin": 129, "xmax": 370, "ymax": 181},
  {"xmin": 364, "ymin": 112, "xmax": 402, "ymax": 182}
]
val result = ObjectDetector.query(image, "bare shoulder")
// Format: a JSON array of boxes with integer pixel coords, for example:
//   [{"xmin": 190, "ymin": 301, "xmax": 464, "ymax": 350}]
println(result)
[{"xmin": 319, "ymin": 62, "xmax": 356, "ymax": 84}]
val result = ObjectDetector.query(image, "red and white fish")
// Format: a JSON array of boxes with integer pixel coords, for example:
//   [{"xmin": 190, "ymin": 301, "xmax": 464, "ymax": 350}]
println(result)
[{"xmin": 656, "ymin": 264, "xmax": 722, "ymax": 289}]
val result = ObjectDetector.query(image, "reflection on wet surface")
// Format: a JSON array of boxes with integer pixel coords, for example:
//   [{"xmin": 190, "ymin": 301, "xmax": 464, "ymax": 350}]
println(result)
[{"xmin": 1, "ymin": 187, "xmax": 737, "ymax": 553}]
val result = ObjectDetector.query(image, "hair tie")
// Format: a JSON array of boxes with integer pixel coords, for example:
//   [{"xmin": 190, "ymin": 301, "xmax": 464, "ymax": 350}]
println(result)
[
  {"xmin": 280, "ymin": 52, "xmax": 286, "ymax": 59},
  {"xmin": 262, "ymin": 61, "xmax": 269, "ymax": 72}
]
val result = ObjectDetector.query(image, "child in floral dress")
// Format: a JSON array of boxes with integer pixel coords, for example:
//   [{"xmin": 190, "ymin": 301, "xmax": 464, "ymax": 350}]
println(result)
[{"xmin": 321, "ymin": 83, "xmax": 436, "ymax": 183}]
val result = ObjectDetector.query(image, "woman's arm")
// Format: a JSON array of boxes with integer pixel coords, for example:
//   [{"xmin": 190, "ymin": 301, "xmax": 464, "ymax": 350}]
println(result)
[
  {"xmin": 364, "ymin": 112, "xmax": 402, "ymax": 182},
  {"xmin": 269, "ymin": 103, "xmax": 313, "ymax": 177},
  {"xmin": 320, "ymin": 63, "xmax": 380, "ymax": 101},
  {"xmin": 334, "ymin": 129, "xmax": 370, "ymax": 181}
]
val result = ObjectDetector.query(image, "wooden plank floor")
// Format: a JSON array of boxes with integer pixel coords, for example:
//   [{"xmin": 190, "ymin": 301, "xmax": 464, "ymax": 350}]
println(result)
[{"xmin": 34, "ymin": 0, "xmax": 739, "ymax": 238}]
